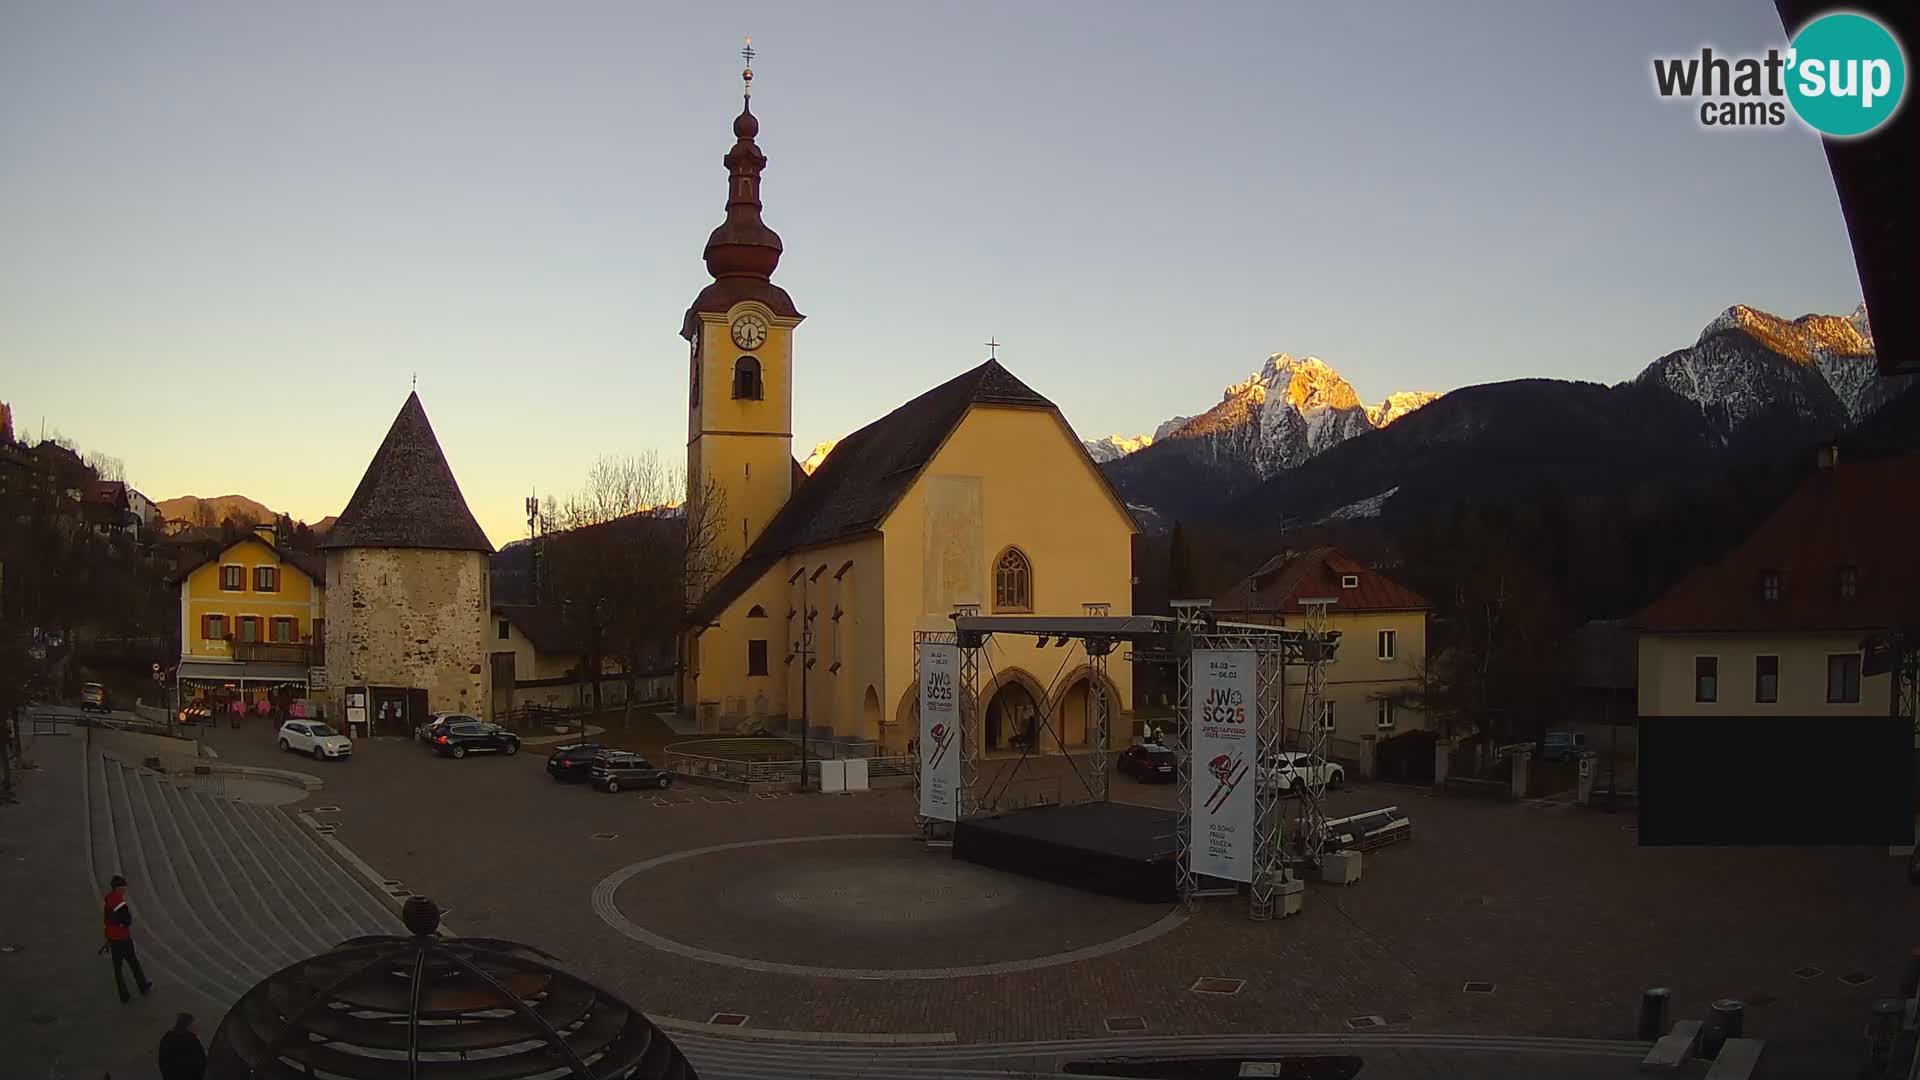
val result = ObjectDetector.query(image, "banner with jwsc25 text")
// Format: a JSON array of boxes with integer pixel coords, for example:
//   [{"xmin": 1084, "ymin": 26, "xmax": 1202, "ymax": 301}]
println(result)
[
  {"xmin": 918, "ymin": 642, "xmax": 962, "ymax": 821},
  {"xmin": 1189, "ymin": 649, "xmax": 1256, "ymax": 882}
]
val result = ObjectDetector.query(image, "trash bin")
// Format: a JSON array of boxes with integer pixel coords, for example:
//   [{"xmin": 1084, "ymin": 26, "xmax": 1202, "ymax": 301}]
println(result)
[{"xmin": 1701, "ymin": 998, "xmax": 1744, "ymax": 1059}]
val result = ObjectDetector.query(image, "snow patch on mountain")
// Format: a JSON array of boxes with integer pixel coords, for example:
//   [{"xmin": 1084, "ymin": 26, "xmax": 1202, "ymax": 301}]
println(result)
[
  {"xmin": 800, "ymin": 439, "xmax": 839, "ymax": 474},
  {"xmin": 1083, "ymin": 433, "xmax": 1156, "ymax": 463},
  {"xmin": 1318, "ymin": 485, "xmax": 1400, "ymax": 523}
]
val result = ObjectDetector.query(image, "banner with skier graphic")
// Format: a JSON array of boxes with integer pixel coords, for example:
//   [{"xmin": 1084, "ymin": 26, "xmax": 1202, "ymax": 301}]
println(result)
[
  {"xmin": 1189, "ymin": 649, "xmax": 1256, "ymax": 882},
  {"xmin": 918, "ymin": 642, "xmax": 962, "ymax": 821}
]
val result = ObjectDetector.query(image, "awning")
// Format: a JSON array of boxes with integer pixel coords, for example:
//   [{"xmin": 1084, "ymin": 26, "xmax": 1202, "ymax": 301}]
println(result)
[{"xmin": 177, "ymin": 660, "xmax": 313, "ymax": 684}]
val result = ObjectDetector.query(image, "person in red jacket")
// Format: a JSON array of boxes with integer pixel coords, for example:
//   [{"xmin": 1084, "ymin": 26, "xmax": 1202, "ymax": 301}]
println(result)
[{"xmin": 102, "ymin": 874, "xmax": 153, "ymax": 1003}]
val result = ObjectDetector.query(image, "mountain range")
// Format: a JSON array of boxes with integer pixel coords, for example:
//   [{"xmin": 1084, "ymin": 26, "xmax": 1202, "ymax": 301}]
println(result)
[
  {"xmin": 1101, "ymin": 303, "xmax": 1909, "ymax": 531},
  {"xmin": 156, "ymin": 494, "xmax": 334, "ymax": 533}
]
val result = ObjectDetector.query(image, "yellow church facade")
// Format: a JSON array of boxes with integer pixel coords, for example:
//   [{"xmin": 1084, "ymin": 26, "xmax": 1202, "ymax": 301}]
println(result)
[{"xmin": 677, "ymin": 80, "xmax": 1135, "ymax": 756}]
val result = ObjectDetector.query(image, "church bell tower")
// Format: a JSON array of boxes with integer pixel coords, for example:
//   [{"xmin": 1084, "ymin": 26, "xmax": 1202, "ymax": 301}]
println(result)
[{"xmin": 684, "ymin": 38, "xmax": 804, "ymax": 567}]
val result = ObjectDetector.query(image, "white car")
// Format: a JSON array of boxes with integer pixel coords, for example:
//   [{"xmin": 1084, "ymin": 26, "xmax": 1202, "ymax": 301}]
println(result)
[
  {"xmin": 278, "ymin": 720, "xmax": 352, "ymax": 760},
  {"xmin": 1260, "ymin": 751, "xmax": 1343, "ymax": 794}
]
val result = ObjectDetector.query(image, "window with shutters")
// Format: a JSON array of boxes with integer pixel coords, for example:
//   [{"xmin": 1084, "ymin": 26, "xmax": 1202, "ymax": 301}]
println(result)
[
  {"xmin": 220, "ymin": 565, "xmax": 245, "ymax": 591},
  {"xmin": 237, "ymin": 616, "xmax": 261, "ymax": 644},
  {"xmin": 269, "ymin": 617, "xmax": 297, "ymax": 643},
  {"xmin": 732, "ymin": 357, "xmax": 763, "ymax": 400},
  {"xmin": 254, "ymin": 565, "xmax": 279, "ymax": 592},
  {"xmin": 203, "ymin": 614, "xmax": 228, "ymax": 641}
]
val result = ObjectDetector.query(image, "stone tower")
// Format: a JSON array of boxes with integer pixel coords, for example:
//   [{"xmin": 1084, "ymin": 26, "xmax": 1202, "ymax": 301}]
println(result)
[
  {"xmin": 319, "ymin": 392, "xmax": 493, "ymax": 731},
  {"xmin": 683, "ymin": 52, "xmax": 805, "ymax": 569}
]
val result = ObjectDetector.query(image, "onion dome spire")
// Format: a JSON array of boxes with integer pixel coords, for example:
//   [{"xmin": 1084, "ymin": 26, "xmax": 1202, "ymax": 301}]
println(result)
[{"xmin": 703, "ymin": 36, "xmax": 783, "ymax": 281}]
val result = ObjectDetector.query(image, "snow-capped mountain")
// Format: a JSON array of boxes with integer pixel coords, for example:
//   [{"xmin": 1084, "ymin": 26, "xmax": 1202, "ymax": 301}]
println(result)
[
  {"xmin": 1633, "ymin": 302, "xmax": 1907, "ymax": 449},
  {"xmin": 1083, "ymin": 433, "xmax": 1156, "ymax": 463},
  {"xmin": 800, "ymin": 438, "xmax": 839, "ymax": 475},
  {"xmin": 1143, "ymin": 354, "xmax": 1440, "ymax": 477}
]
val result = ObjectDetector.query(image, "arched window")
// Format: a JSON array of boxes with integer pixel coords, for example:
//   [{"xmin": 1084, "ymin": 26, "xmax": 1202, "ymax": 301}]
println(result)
[
  {"xmin": 994, "ymin": 547, "xmax": 1032, "ymax": 612},
  {"xmin": 732, "ymin": 356, "xmax": 763, "ymax": 400},
  {"xmin": 747, "ymin": 605, "xmax": 767, "ymax": 618}
]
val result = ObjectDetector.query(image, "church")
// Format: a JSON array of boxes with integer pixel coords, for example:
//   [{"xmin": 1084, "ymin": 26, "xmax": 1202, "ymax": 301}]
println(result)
[{"xmin": 678, "ymin": 61, "xmax": 1137, "ymax": 757}]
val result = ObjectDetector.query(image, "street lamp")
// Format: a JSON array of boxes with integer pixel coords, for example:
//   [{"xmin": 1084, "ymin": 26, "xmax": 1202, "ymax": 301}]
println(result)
[{"xmin": 786, "ymin": 567, "xmax": 817, "ymax": 791}]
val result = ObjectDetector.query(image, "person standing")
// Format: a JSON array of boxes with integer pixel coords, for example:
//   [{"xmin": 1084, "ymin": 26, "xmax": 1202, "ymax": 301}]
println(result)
[
  {"xmin": 101, "ymin": 873, "xmax": 152, "ymax": 1003},
  {"xmin": 157, "ymin": 1012, "xmax": 206, "ymax": 1080}
]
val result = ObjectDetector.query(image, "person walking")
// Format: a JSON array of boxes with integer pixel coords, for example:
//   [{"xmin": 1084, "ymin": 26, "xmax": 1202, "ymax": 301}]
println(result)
[
  {"xmin": 101, "ymin": 873, "xmax": 152, "ymax": 1003},
  {"xmin": 157, "ymin": 1012, "xmax": 206, "ymax": 1080}
]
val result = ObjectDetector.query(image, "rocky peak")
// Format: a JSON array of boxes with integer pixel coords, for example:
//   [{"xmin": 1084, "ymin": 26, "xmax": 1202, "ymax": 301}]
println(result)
[{"xmin": 1366, "ymin": 390, "xmax": 1443, "ymax": 428}]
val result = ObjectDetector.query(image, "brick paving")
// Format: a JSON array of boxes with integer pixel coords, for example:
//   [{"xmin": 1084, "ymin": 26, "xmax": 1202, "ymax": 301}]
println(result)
[{"xmin": 198, "ymin": 723, "xmax": 1920, "ymax": 1047}]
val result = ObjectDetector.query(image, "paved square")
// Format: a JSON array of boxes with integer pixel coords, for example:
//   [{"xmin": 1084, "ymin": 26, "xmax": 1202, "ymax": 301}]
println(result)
[{"xmin": 194, "ymin": 724, "xmax": 1920, "ymax": 1045}]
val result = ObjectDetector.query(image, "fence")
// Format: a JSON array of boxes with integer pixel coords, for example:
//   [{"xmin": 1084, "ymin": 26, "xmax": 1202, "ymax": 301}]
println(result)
[{"xmin": 663, "ymin": 747, "xmax": 915, "ymax": 786}]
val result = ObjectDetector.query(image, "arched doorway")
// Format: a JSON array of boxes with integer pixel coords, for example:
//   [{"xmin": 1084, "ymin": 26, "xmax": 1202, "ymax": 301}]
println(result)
[
  {"xmin": 1055, "ymin": 678, "xmax": 1090, "ymax": 747},
  {"xmin": 985, "ymin": 680, "xmax": 1040, "ymax": 753},
  {"xmin": 862, "ymin": 685, "xmax": 883, "ymax": 747}
]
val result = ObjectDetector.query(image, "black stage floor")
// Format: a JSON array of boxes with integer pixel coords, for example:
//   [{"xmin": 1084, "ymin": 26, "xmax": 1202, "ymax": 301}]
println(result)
[{"xmin": 952, "ymin": 801, "xmax": 1180, "ymax": 904}]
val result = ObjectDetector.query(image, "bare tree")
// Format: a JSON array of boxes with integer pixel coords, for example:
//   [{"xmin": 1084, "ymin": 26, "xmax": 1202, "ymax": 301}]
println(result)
[
  {"xmin": 83, "ymin": 452, "xmax": 125, "ymax": 483},
  {"xmin": 546, "ymin": 453, "xmax": 730, "ymax": 731}
]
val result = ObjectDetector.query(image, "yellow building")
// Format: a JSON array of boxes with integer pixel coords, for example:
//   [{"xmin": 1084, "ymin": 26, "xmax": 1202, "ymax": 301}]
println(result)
[
  {"xmin": 174, "ymin": 524, "xmax": 327, "ymax": 717},
  {"xmin": 1213, "ymin": 548, "xmax": 1432, "ymax": 750},
  {"xmin": 1632, "ymin": 454, "xmax": 1912, "ymax": 721},
  {"xmin": 678, "ymin": 87, "xmax": 1136, "ymax": 755}
]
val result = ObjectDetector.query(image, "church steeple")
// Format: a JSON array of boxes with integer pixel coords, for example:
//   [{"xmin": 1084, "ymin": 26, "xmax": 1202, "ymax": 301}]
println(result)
[{"xmin": 703, "ymin": 37, "xmax": 783, "ymax": 282}]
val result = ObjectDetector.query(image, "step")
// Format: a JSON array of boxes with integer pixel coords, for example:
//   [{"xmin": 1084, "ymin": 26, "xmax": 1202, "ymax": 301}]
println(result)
[
  {"xmin": 242, "ymin": 804, "xmax": 399, "ymax": 939},
  {"xmin": 175, "ymin": 782, "xmax": 346, "ymax": 959},
  {"xmin": 120, "ymin": 766, "xmax": 278, "ymax": 986},
  {"xmin": 153, "ymin": 779, "xmax": 313, "ymax": 972},
  {"xmin": 218, "ymin": 797, "xmax": 374, "ymax": 949},
  {"xmin": 97, "ymin": 758, "xmax": 252, "ymax": 1005},
  {"xmin": 1641, "ymin": 1020, "xmax": 1703, "ymax": 1072},
  {"xmin": 1703, "ymin": 1038, "xmax": 1764, "ymax": 1080},
  {"xmin": 86, "ymin": 749, "xmax": 120, "ymax": 887}
]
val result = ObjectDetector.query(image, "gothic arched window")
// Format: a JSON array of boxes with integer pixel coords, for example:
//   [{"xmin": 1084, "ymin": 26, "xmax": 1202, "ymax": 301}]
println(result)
[
  {"xmin": 747, "ymin": 605, "xmax": 767, "ymax": 618},
  {"xmin": 732, "ymin": 356, "xmax": 763, "ymax": 400},
  {"xmin": 994, "ymin": 547, "xmax": 1032, "ymax": 612}
]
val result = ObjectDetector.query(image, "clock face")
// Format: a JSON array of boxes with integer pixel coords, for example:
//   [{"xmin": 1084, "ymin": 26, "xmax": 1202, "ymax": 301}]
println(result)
[{"xmin": 731, "ymin": 313, "xmax": 769, "ymax": 351}]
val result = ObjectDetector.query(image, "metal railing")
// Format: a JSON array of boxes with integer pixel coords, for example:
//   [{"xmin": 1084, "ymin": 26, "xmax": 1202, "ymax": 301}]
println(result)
[{"xmin": 230, "ymin": 642, "xmax": 317, "ymax": 665}]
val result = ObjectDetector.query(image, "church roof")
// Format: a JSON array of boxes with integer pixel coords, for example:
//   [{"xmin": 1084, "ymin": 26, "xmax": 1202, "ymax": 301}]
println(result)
[
  {"xmin": 318, "ymin": 393, "xmax": 494, "ymax": 553},
  {"xmin": 689, "ymin": 359, "xmax": 1055, "ymax": 626}
]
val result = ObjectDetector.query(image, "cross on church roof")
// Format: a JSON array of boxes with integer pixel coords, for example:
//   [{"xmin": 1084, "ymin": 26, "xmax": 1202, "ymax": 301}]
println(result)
[
  {"xmin": 985, "ymin": 337, "xmax": 1001, "ymax": 360},
  {"xmin": 741, "ymin": 35, "xmax": 755, "ymax": 98}
]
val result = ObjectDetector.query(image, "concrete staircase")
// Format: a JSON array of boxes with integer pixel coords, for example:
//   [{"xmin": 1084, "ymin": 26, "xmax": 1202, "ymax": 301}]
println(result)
[{"xmin": 85, "ymin": 750, "xmax": 399, "ymax": 1006}]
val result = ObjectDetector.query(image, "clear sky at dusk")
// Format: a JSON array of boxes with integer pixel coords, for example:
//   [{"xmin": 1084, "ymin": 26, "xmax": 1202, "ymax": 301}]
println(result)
[{"xmin": 0, "ymin": 2, "xmax": 1868, "ymax": 548}]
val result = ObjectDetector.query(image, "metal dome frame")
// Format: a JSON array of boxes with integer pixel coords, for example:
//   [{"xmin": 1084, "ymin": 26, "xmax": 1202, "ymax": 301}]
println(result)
[{"xmin": 208, "ymin": 898, "xmax": 695, "ymax": 1080}]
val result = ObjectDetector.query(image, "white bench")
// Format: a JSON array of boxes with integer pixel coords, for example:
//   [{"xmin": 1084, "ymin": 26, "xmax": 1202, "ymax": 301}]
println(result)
[
  {"xmin": 1640, "ymin": 1019, "xmax": 1702, "ymax": 1072},
  {"xmin": 1703, "ymin": 1038, "xmax": 1764, "ymax": 1080}
]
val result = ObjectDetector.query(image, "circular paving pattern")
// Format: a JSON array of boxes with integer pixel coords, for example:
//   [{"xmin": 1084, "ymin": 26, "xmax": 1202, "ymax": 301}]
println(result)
[{"xmin": 592, "ymin": 833, "xmax": 1185, "ymax": 980}]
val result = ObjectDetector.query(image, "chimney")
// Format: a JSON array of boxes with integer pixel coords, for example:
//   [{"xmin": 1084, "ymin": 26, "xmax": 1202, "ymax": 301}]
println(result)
[
  {"xmin": 1816, "ymin": 444, "xmax": 1840, "ymax": 470},
  {"xmin": 254, "ymin": 523, "xmax": 276, "ymax": 547}
]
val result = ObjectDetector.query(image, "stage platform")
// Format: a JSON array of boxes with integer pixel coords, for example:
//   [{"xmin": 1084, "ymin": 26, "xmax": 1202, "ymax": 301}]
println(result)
[{"xmin": 952, "ymin": 801, "xmax": 1180, "ymax": 904}]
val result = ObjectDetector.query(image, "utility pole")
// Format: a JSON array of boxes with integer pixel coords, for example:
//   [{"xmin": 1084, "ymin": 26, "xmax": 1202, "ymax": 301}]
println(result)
[{"xmin": 787, "ymin": 566, "xmax": 817, "ymax": 791}]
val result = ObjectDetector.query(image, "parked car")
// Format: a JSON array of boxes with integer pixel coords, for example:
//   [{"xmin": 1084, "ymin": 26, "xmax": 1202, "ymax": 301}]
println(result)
[
  {"xmin": 80, "ymin": 681, "xmax": 109, "ymax": 714},
  {"xmin": 588, "ymin": 752, "xmax": 673, "ymax": 793},
  {"xmin": 429, "ymin": 721, "xmax": 520, "ymax": 759},
  {"xmin": 416, "ymin": 712, "xmax": 480, "ymax": 744},
  {"xmin": 1260, "ymin": 751, "xmax": 1344, "ymax": 794},
  {"xmin": 1539, "ymin": 731, "xmax": 1587, "ymax": 763},
  {"xmin": 546, "ymin": 742, "xmax": 611, "ymax": 782},
  {"xmin": 1117, "ymin": 743, "xmax": 1177, "ymax": 783},
  {"xmin": 279, "ymin": 720, "xmax": 352, "ymax": 760}
]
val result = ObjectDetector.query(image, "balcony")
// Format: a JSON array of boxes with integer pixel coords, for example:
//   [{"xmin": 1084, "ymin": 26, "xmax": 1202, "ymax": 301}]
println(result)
[{"xmin": 230, "ymin": 642, "xmax": 318, "ymax": 666}]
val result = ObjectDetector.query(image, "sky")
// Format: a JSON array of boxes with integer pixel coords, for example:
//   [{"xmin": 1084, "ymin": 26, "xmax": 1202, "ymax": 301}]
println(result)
[{"xmin": 0, "ymin": 1, "xmax": 1870, "ymax": 549}]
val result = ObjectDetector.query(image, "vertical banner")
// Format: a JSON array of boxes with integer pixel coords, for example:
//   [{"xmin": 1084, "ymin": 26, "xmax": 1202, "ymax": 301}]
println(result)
[
  {"xmin": 1190, "ymin": 649, "xmax": 1256, "ymax": 882},
  {"xmin": 918, "ymin": 642, "xmax": 962, "ymax": 821}
]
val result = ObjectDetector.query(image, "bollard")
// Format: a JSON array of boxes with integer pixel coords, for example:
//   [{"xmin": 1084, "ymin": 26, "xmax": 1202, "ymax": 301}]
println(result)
[
  {"xmin": 1865, "ymin": 998, "xmax": 1904, "ymax": 1078},
  {"xmin": 1704, "ymin": 998, "xmax": 1745, "ymax": 1059},
  {"xmin": 1636, "ymin": 987, "xmax": 1670, "ymax": 1042}
]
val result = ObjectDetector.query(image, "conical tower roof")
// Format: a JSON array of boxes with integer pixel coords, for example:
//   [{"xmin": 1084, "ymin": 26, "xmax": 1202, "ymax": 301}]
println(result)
[{"xmin": 318, "ymin": 393, "xmax": 493, "ymax": 553}]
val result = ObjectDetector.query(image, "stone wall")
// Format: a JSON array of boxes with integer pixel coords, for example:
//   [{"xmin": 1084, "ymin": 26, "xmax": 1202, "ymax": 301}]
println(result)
[{"xmin": 324, "ymin": 547, "xmax": 490, "ymax": 717}]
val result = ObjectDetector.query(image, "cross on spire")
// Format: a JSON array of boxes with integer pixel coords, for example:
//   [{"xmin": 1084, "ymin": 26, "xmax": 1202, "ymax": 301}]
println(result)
[
  {"xmin": 741, "ymin": 35, "xmax": 755, "ymax": 99},
  {"xmin": 985, "ymin": 337, "xmax": 1002, "ymax": 360}
]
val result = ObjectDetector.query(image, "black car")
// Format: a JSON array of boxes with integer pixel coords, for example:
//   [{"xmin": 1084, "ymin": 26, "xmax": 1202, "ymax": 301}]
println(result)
[
  {"xmin": 429, "ymin": 721, "xmax": 521, "ymax": 759},
  {"xmin": 546, "ymin": 742, "xmax": 611, "ymax": 782},
  {"xmin": 1117, "ymin": 743, "xmax": 1177, "ymax": 783},
  {"xmin": 588, "ymin": 752, "xmax": 673, "ymax": 793}
]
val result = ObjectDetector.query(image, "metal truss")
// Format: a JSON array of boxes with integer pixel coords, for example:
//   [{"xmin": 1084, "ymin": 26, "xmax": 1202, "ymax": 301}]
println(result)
[{"xmin": 935, "ymin": 607, "xmax": 1335, "ymax": 921}]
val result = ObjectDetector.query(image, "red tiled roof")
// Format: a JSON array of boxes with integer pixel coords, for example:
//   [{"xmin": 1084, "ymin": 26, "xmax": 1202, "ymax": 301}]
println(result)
[
  {"xmin": 1214, "ymin": 547, "xmax": 1431, "ymax": 615},
  {"xmin": 1632, "ymin": 454, "xmax": 1920, "ymax": 633}
]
